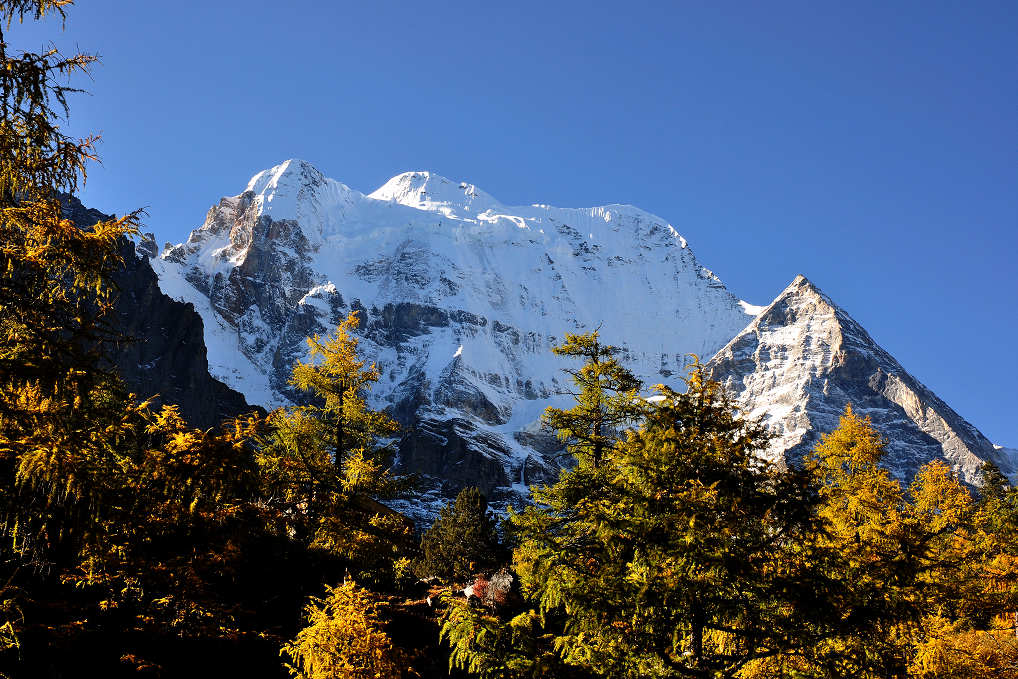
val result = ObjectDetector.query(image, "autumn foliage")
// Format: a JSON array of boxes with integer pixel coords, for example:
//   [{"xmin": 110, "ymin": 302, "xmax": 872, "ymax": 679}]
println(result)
[{"xmin": 0, "ymin": 3, "xmax": 1015, "ymax": 679}]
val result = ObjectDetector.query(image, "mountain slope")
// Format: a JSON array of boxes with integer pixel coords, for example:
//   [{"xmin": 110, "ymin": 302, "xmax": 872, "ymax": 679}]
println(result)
[
  {"xmin": 61, "ymin": 196, "xmax": 255, "ymax": 429},
  {"xmin": 152, "ymin": 159, "xmax": 758, "ymax": 511},
  {"xmin": 705, "ymin": 275, "xmax": 1016, "ymax": 484},
  {"xmin": 151, "ymin": 160, "xmax": 1014, "ymax": 512}
]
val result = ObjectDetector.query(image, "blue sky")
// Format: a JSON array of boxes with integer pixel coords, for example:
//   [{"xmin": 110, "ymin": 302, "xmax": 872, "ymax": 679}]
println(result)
[{"xmin": 12, "ymin": 1, "xmax": 1016, "ymax": 445}]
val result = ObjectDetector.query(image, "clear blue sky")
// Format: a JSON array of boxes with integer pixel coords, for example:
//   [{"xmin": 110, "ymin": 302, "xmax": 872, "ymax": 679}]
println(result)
[{"xmin": 11, "ymin": 1, "xmax": 1016, "ymax": 445}]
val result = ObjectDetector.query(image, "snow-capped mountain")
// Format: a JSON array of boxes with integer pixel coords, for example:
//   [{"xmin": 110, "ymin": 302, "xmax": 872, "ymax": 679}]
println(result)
[
  {"xmin": 153, "ymin": 159, "xmax": 757, "ymax": 512},
  {"xmin": 151, "ymin": 159, "xmax": 1014, "ymax": 514},
  {"xmin": 706, "ymin": 275, "xmax": 1017, "ymax": 485}
]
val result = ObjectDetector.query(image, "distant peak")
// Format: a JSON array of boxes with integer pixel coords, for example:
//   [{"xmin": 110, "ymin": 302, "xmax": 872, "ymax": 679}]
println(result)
[
  {"xmin": 720, "ymin": 275, "xmax": 842, "ymax": 340},
  {"xmin": 245, "ymin": 158, "xmax": 325, "ymax": 195},
  {"xmin": 238, "ymin": 159, "xmax": 358, "ymax": 224},
  {"xmin": 368, "ymin": 171, "xmax": 499, "ymax": 212},
  {"xmin": 779, "ymin": 274, "xmax": 830, "ymax": 302}
]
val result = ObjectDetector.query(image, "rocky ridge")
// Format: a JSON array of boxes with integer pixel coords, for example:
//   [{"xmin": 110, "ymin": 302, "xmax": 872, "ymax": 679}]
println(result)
[
  {"xmin": 705, "ymin": 275, "xmax": 1015, "ymax": 485},
  {"xmin": 62, "ymin": 196, "xmax": 255, "ymax": 429}
]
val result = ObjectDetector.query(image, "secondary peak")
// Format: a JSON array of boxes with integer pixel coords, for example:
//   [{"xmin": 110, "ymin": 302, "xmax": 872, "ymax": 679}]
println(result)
[{"xmin": 368, "ymin": 171, "xmax": 499, "ymax": 212}]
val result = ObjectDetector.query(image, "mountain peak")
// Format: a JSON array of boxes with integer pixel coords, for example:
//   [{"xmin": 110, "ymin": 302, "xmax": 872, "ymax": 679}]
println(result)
[
  {"xmin": 707, "ymin": 275, "xmax": 1002, "ymax": 485},
  {"xmin": 242, "ymin": 159, "xmax": 357, "ymax": 223},
  {"xmin": 730, "ymin": 275, "xmax": 839, "ymax": 340},
  {"xmin": 368, "ymin": 171, "xmax": 499, "ymax": 213},
  {"xmin": 781, "ymin": 274, "xmax": 830, "ymax": 302},
  {"xmin": 246, "ymin": 158, "xmax": 324, "ymax": 194}
]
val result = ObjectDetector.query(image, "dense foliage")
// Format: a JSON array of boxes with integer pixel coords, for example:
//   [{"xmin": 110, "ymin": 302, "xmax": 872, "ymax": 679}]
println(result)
[
  {"xmin": 0, "ymin": 3, "xmax": 1014, "ymax": 678},
  {"xmin": 415, "ymin": 486, "xmax": 504, "ymax": 582},
  {"xmin": 281, "ymin": 581, "xmax": 407, "ymax": 679}
]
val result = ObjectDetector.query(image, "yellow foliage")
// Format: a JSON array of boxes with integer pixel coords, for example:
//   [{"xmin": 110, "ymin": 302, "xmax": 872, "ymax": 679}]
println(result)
[
  {"xmin": 257, "ymin": 311, "xmax": 412, "ymax": 585},
  {"xmin": 281, "ymin": 581, "xmax": 407, "ymax": 679},
  {"xmin": 910, "ymin": 615, "xmax": 1018, "ymax": 679}
]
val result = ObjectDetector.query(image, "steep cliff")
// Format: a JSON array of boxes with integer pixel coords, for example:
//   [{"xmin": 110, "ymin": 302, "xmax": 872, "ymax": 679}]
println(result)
[{"xmin": 63, "ymin": 196, "xmax": 256, "ymax": 429}]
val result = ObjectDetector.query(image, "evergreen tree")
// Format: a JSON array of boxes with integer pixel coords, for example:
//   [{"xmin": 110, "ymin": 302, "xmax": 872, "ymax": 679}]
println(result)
[
  {"xmin": 441, "ymin": 600, "xmax": 584, "ymax": 679},
  {"xmin": 415, "ymin": 486, "xmax": 504, "ymax": 582},
  {"xmin": 515, "ymin": 365, "xmax": 819, "ymax": 679},
  {"xmin": 976, "ymin": 460, "xmax": 1011, "ymax": 504},
  {"xmin": 440, "ymin": 331, "xmax": 643, "ymax": 679},
  {"xmin": 258, "ymin": 311, "xmax": 414, "ymax": 585},
  {"xmin": 445, "ymin": 343, "xmax": 822, "ymax": 679}
]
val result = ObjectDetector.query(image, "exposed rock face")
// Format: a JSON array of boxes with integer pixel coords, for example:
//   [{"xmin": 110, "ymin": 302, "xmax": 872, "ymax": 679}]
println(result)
[
  {"xmin": 63, "ymin": 196, "xmax": 256, "ymax": 429},
  {"xmin": 706, "ymin": 275, "xmax": 1017, "ymax": 485},
  {"xmin": 152, "ymin": 159, "xmax": 757, "ymax": 517}
]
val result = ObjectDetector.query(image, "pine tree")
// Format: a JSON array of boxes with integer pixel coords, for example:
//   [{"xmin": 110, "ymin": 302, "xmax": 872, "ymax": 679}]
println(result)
[{"xmin": 415, "ymin": 486, "xmax": 504, "ymax": 582}]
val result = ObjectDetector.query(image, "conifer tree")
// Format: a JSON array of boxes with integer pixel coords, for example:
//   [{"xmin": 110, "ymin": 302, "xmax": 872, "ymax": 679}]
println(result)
[
  {"xmin": 749, "ymin": 406, "xmax": 1018, "ymax": 679},
  {"xmin": 0, "ymin": 0, "xmax": 140, "ymax": 656},
  {"xmin": 282, "ymin": 580, "xmax": 407, "ymax": 679},
  {"xmin": 289, "ymin": 311, "xmax": 400, "ymax": 471},
  {"xmin": 542, "ymin": 330, "xmax": 643, "ymax": 468},
  {"xmin": 445, "ymin": 344, "xmax": 821, "ymax": 679},
  {"xmin": 258, "ymin": 311, "xmax": 413, "ymax": 585},
  {"xmin": 0, "ymin": 0, "xmax": 141, "ymax": 542},
  {"xmin": 45, "ymin": 404, "xmax": 272, "ymax": 641},
  {"xmin": 441, "ymin": 331, "xmax": 643, "ymax": 679},
  {"xmin": 515, "ymin": 365, "xmax": 819, "ymax": 679},
  {"xmin": 415, "ymin": 486, "xmax": 504, "ymax": 582}
]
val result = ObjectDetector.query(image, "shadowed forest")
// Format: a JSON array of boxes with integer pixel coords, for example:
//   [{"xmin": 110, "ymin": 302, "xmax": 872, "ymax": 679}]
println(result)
[{"xmin": 1, "ymin": 3, "xmax": 1016, "ymax": 678}]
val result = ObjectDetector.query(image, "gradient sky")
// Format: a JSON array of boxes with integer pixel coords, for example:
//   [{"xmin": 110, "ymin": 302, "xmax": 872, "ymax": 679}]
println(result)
[{"xmin": 10, "ymin": 1, "xmax": 1016, "ymax": 445}]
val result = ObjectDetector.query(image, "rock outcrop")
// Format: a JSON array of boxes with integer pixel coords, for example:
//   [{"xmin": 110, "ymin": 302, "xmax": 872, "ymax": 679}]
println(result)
[{"xmin": 63, "ymin": 196, "xmax": 256, "ymax": 429}]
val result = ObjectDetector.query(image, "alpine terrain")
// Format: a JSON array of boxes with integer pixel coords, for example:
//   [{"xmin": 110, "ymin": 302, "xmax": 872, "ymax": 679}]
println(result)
[
  {"xmin": 705, "ymin": 275, "xmax": 1016, "ymax": 485},
  {"xmin": 149, "ymin": 159, "xmax": 1015, "ymax": 515}
]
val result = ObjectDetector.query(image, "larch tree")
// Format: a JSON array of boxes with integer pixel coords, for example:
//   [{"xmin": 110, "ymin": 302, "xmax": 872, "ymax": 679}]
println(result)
[
  {"xmin": 0, "ymin": 5, "xmax": 285, "ymax": 673},
  {"xmin": 444, "ymin": 339, "xmax": 823, "ymax": 679},
  {"xmin": 441, "ymin": 330, "xmax": 644, "ymax": 679},
  {"xmin": 282, "ymin": 580, "xmax": 407, "ymax": 679},
  {"xmin": 0, "ymin": 0, "xmax": 140, "ymax": 657},
  {"xmin": 542, "ymin": 330, "xmax": 643, "ymax": 469},
  {"xmin": 258, "ymin": 310, "xmax": 414, "ymax": 586},
  {"xmin": 514, "ymin": 365, "xmax": 820, "ymax": 679},
  {"xmin": 748, "ymin": 405, "xmax": 1018, "ymax": 679}
]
